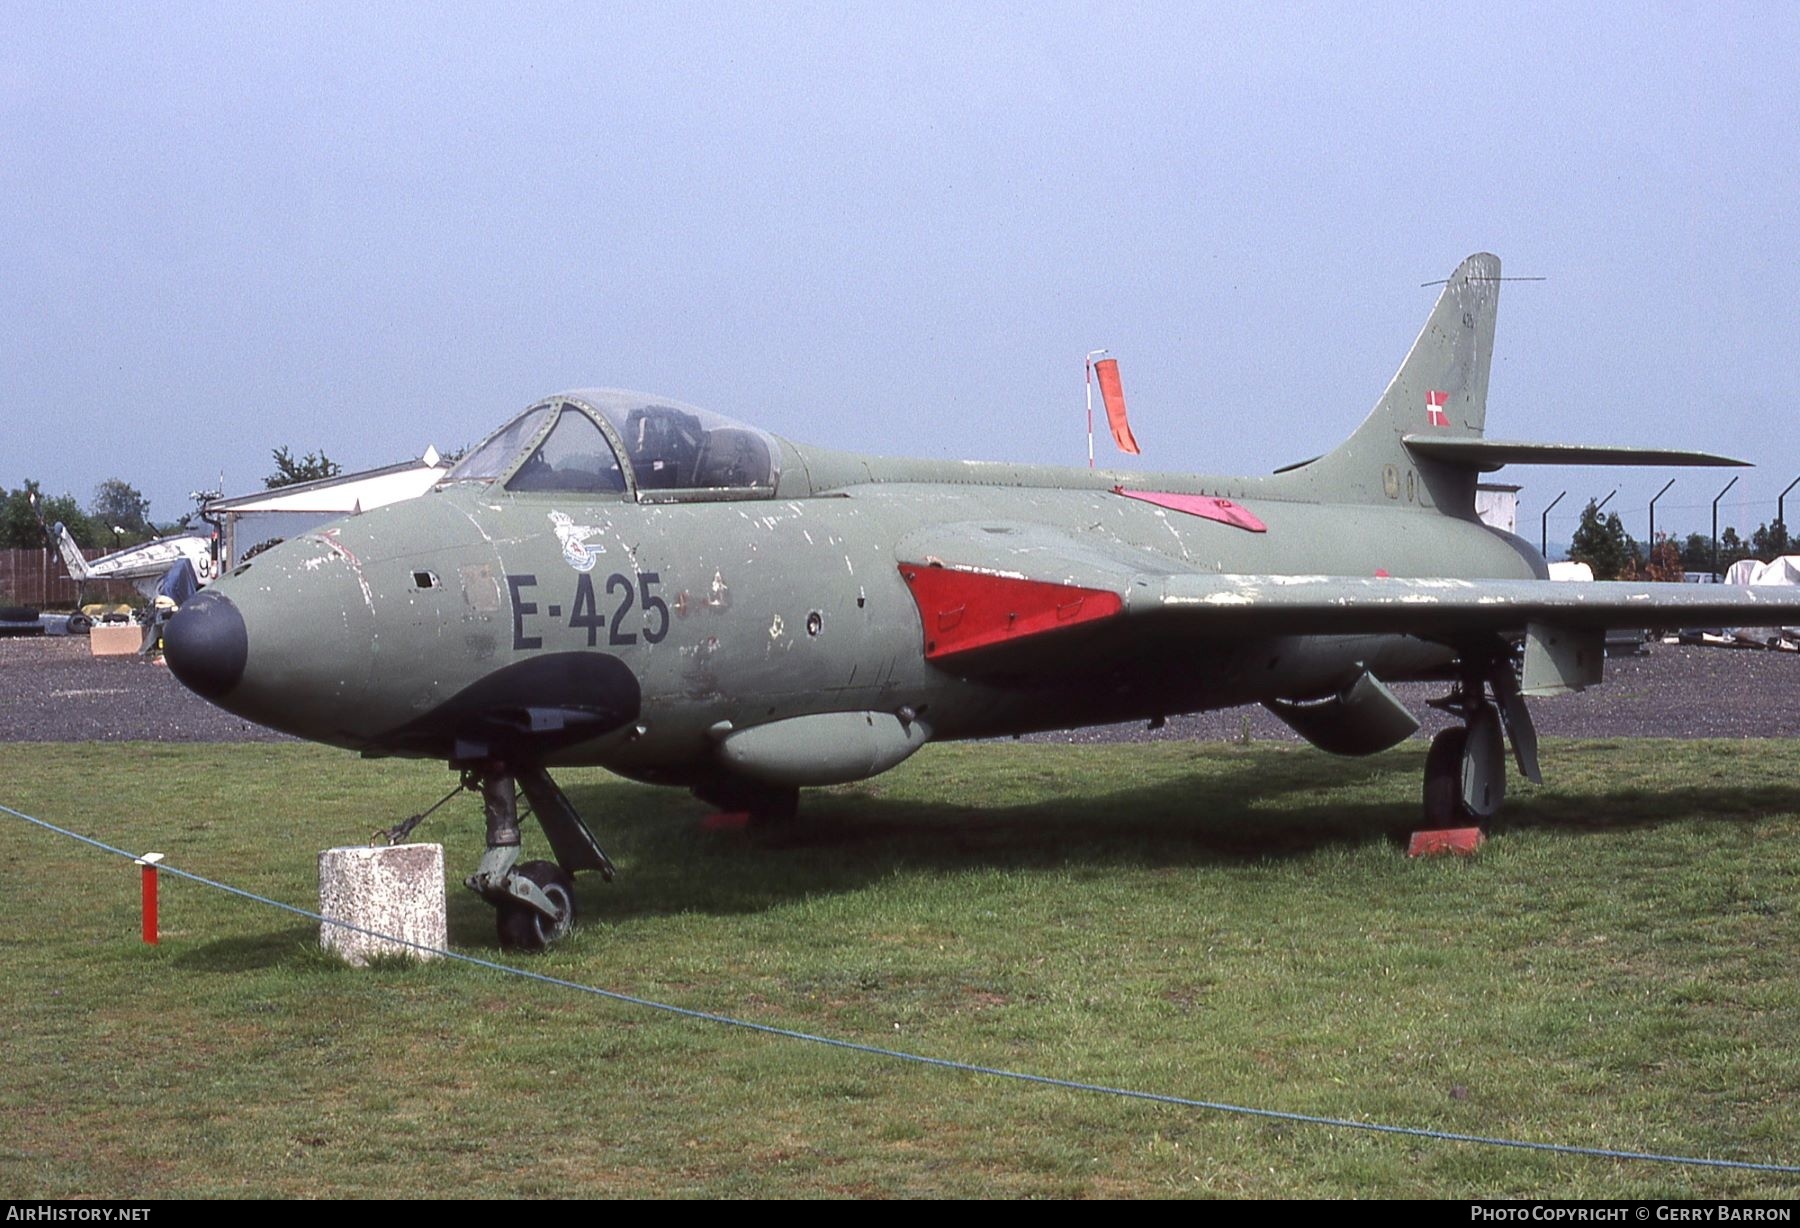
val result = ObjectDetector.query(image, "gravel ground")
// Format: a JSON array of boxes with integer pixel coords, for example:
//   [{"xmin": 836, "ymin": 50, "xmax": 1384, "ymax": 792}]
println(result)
[
  {"xmin": 0, "ymin": 635, "xmax": 295, "ymax": 744},
  {"xmin": 3, "ymin": 633, "xmax": 1798, "ymax": 745}
]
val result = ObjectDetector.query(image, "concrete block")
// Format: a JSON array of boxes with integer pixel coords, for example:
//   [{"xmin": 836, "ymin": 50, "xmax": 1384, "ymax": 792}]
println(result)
[
  {"xmin": 318, "ymin": 843, "xmax": 446, "ymax": 965},
  {"xmin": 89, "ymin": 623, "xmax": 144, "ymax": 656}
]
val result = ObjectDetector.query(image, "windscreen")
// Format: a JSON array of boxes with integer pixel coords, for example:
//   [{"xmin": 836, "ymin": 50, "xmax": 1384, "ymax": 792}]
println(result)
[
  {"xmin": 506, "ymin": 407, "xmax": 627, "ymax": 494},
  {"xmin": 441, "ymin": 406, "xmax": 553, "ymax": 484}
]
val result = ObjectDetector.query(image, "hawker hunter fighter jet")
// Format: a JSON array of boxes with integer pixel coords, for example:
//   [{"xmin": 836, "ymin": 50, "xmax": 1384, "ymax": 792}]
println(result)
[{"xmin": 163, "ymin": 254, "xmax": 1800, "ymax": 949}]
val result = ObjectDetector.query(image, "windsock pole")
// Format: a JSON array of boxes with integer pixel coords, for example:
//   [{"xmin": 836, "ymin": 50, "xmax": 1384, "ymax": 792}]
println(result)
[{"xmin": 1085, "ymin": 349, "xmax": 1108, "ymax": 470}]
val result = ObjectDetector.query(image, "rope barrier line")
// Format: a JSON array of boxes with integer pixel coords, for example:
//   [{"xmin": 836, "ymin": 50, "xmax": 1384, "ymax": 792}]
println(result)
[{"xmin": 6, "ymin": 799, "xmax": 1798, "ymax": 1176}]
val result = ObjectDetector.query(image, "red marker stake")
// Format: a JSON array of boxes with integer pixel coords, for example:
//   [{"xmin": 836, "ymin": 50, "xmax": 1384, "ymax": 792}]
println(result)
[{"xmin": 136, "ymin": 853, "xmax": 164, "ymax": 944}]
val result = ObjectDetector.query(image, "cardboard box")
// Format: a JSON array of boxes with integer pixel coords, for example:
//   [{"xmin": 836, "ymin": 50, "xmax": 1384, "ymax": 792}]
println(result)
[{"xmin": 89, "ymin": 623, "xmax": 145, "ymax": 657}]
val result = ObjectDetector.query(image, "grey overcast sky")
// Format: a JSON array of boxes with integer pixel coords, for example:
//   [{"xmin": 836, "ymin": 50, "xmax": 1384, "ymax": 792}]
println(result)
[{"xmin": 3, "ymin": 3, "xmax": 1796, "ymax": 547}]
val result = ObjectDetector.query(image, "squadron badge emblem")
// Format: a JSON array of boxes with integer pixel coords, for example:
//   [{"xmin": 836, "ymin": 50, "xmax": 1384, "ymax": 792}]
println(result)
[{"xmin": 549, "ymin": 511, "xmax": 606, "ymax": 572}]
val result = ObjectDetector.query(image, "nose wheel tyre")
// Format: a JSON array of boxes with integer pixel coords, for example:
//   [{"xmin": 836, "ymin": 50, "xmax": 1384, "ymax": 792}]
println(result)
[{"xmin": 496, "ymin": 860, "xmax": 577, "ymax": 952}]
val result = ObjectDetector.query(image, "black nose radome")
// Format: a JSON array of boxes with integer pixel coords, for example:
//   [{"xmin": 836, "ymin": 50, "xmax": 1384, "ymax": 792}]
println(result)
[{"xmin": 164, "ymin": 590, "xmax": 248, "ymax": 699}]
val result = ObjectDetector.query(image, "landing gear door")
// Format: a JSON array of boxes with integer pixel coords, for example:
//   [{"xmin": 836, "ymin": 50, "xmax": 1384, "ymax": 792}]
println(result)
[
  {"xmin": 1521, "ymin": 622, "xmax": 1604, "ymax": 697},
  {"xmin": 1460, "ymin": 705, "xmax": 1507, "ymax": 818}
]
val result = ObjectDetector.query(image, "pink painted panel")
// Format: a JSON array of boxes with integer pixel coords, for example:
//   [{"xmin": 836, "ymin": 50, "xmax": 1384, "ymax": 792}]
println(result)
[{"xmin": 1112, "ymin": 488, "xmax": 1267, "ymax": 533}]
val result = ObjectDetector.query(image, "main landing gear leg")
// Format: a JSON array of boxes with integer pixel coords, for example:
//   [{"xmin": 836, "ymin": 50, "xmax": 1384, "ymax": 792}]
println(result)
[
  {"xmin": 465, "ymin": 769, "xmax": 580, "ymax": 952},
  {"xmin": 1423, "ymin": 661, "xmax": 1542, "ymax": 830}
]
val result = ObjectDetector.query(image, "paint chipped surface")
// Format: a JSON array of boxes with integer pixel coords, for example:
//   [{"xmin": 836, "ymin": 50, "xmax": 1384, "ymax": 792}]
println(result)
[
  {"xmin": 680, "ymin": 635, "xmax": 721, "ymax": 700},
  {"xmin": 459, "ymin": 564, "xmax": 501, "ymax": 613},
  {"xmin": 1136, "ymin": 573, "xmax": 1800, "ymax": 642},
  {"xmin": 310, "ymin": 528, "xmax": 375, "ymax": 610},
  {"xmin": 947, "ymin": 563, "xmax": 1029, "ymax": 581},
  {"xmin": 706, "ymin": 570, "xmax": 731, "ymax": 610}
]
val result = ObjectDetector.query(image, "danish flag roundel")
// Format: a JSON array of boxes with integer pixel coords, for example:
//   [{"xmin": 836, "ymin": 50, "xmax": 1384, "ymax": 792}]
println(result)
[{"xmin": 1425, "ymin": 389, "xmax": 1450, "ymax": 427}]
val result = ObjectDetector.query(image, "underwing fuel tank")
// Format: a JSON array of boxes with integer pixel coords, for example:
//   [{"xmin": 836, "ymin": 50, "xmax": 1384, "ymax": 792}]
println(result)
[
  {"xmin": 1263, "ymin": 670, "xmax": 1420, "ymax": 756},
  {"xmin": 716, "ymin": 711, "xmax": 932, "ymax": 787}
]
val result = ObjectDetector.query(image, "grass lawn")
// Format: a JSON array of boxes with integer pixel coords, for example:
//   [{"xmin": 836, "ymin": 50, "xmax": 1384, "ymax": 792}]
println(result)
[{"xmin": 1, "ymin": 739, "xmax": 1797, "ymax": 1198}]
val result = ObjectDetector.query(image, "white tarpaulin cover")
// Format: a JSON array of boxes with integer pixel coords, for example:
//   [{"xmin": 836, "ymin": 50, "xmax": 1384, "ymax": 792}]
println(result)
[
  {"xmin": 1547, "ymin": 560, "xmax": 1594, "ymax": 582},
  {"xmin": 1724, "ymin": 556, "xmax": 1800, "ymax": 588},
  {"xmin": 1723, "ymin": 554, "xmax": 1800, "ymax": 642}
]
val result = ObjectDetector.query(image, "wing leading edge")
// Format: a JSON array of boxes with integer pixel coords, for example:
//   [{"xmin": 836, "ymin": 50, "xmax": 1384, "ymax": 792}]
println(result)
[{"xmin": 897, "ymin": 525, "xmax": 1800, "ymax": 662}]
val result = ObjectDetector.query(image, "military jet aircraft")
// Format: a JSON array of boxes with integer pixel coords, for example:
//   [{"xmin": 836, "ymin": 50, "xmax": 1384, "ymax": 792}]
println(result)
[{"xmin": 162, "ymin": 253, "xmax": 1800, "ymax": 950}]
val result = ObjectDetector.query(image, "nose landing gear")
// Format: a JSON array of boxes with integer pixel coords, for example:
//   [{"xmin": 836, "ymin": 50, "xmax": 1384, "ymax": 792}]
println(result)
[
  {"xmin": 462, "ymin": 765, "xmax": 615, "ymax": 951},
  {"xmin": 378, "ymin": 762, "xmax": 613, "ymax": 952}
]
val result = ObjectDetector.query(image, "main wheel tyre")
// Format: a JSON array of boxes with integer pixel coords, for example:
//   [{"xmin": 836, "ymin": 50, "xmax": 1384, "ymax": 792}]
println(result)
[
  {"xmin": 496, "ymin": 860, "xmax": 577, "ymax": 952},
  {"xmin": 1422, "ymin": 726, "xmax": 1470, "ymax": 826}
]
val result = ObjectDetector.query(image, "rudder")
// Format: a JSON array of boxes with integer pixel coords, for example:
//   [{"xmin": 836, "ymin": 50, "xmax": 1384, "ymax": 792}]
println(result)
[{"xmin": 53, "ymin": 523, "xmax": 90, "ymax": 581}]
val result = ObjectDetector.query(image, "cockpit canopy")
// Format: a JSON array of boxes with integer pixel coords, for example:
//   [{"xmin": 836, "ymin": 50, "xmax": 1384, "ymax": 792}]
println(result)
[{"xmin": 441, "ymin": 390, "xmax": 781, "ymax": 499}]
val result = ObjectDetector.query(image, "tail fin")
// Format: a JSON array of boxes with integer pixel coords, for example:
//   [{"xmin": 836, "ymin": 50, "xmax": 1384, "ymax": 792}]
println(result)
[
  {"xmin": 53, "ymin": 523, "xmax": 91, "ymax": 581},
  {"xmin": 1288, "ymin": 252, "xmax": 1501, "ymax": 512}
]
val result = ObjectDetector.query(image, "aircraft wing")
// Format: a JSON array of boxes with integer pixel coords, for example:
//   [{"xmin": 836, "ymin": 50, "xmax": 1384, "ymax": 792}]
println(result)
[
  {"xmin": 897, "ymin": 523, "xmax": 1800, "ymax": 663},
  {"xmin": 1131, "ymin": 573, "xmax": 1800, "ymax": 638}
]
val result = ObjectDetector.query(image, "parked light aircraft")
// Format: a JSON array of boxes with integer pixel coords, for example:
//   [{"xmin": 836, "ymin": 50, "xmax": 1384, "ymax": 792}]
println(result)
[{"xmin": 52, "ymin": 521, "xmax": 215, "ymax": 601}]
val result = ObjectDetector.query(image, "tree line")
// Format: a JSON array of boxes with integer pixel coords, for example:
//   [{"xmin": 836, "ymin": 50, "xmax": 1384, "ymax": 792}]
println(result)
[
  {"xmin": 1566, "ymin": 499, "xmax": 1793, "ymax": 581},
  {"xmin": 0, "ymin": 450, "xmax": 343, "ymax": 551}
]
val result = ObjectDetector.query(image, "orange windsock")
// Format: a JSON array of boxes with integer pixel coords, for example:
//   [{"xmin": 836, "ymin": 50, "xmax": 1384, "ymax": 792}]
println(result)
[{"xmin": 1093, "ymin": 358, "xmax": 1139, "ymax": 455}]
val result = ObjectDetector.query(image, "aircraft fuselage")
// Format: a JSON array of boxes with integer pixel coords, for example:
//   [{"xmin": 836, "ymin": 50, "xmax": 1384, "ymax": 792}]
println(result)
[{"xmin": 189, "ymin": 454, "xmax": 1539, "ymax": 786}]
